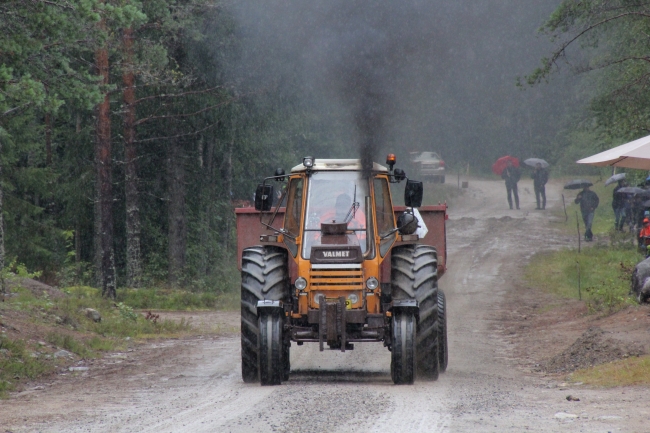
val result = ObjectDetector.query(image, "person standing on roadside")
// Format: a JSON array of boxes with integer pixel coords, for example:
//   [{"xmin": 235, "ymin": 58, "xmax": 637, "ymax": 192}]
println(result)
[
  {"xmin": 531, "ymin": 163, "xmax": 548, "ymax": 210},
  {"xmin": 575, "ymin": 185, "xmax": 599, "ymax": 242},
  {"xmin": 502, "ymin": 160, "xmax": 520, "ymax": 210},
  {"xmin": 612, "ymin": 180, "xmax": 628, "ymax": 231}
]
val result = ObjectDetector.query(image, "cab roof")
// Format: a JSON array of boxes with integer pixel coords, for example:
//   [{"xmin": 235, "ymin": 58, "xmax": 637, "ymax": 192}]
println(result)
[{"xmin": 290, "ymin": 159, "xmax": 388, "ymax": 173}]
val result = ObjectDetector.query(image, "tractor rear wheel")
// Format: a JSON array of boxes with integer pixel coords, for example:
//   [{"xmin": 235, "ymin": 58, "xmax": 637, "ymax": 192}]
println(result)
[
  {"xmin": 258, "ymin": 310, "xmax": 283, "ymax": 385},
  {"xmin": 240, "ymin": 246, "xmax": 289, "ymax": 383},
  {"xmin": 391, "ymin": 244, "xmax": 439, "ymax": 380},
  {"xmin": 438, "ymin": 289, "xmax": 448, "ymax": 372},
  {"xmin": 391, "ymin": 311, "xmax": 416, "ymax": 385}
]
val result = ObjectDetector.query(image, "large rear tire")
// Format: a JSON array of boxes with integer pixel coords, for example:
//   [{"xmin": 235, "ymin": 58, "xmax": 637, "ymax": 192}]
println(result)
[
  {"xmin": 392, "ymin": 244, "xmax": 439, "ymax": 380},
  {"xmin": 240, "ymin": 246, "xmax": 289, "ymax": 383},
  {"xmin": 391, "ymin": 311, "xmax": 416, "ymax": 385},
  {"xmin": 258, "ymin": 311, "xmax": 283, "ymax": 385},
  {"xmin": 438, "ymin": 289, "xmax": 448, "ymax": 372}
]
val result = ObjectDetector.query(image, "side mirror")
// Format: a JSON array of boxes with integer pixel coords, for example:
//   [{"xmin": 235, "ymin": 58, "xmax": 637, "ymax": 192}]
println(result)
[
  {"xmin": 404, "ymin": 180, "xmax": 423, "ymax": 208},
  {"xmin": 255, "ymin": 184, "xmax": 274, "ymax": 211}
]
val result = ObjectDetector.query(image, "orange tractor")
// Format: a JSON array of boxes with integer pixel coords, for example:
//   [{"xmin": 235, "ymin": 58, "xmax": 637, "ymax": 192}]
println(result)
[{"xmin": 235, "ymin": 155, "xmax": 448, "ymax": 385}]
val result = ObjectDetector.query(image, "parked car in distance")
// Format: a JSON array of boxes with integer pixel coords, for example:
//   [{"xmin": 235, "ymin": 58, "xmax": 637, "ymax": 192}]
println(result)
[{"xmin": 410, "ymin": 151, "xmax": 445, "ymax": 183}]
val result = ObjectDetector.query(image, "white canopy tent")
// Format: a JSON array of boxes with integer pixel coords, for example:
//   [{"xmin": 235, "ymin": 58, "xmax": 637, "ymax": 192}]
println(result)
[{"xmin": 577, "ymin": 134, "xmax": 650, "ymax": 170}]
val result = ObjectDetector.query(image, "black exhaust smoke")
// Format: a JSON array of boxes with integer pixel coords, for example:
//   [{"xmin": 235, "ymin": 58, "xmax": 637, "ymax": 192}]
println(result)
[{"xmin": 342, "ymin": 67, "xmax": 392, "ymax": 178}]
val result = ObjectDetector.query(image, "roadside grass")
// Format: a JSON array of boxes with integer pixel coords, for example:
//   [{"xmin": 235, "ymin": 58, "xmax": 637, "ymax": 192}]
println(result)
[
  {"xmin": 0, "ymin": 336, "xmax": 54, "ymax": 397},
  {"xmin": 570, "ymin": 355, "xmax": 650, "ymax": 387},
  {"xmin": 116, "ymin": 288, "xmax": 218, "ymax": 310},
  {"xmin": 0, "ymin": 266, "xmax": 243, "ymax": 397},
  {"xmin": 525, "ymin": 245, "xmax": 639, "ymax": 314},
  {"xmin": 0, "ymin": 284, "xmax": 198, "ymax": 397}
]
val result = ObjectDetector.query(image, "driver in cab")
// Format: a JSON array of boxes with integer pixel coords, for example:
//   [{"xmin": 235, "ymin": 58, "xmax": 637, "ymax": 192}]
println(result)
[{"xmin": 332, "ymin": 193, "xmax": 364, "ymax": 228}]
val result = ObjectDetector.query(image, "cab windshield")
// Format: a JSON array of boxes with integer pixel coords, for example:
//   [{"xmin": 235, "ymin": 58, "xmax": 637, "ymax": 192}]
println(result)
[{"xmin": 302, "ymin": 172, "xmax": 369, "ymax": 259}]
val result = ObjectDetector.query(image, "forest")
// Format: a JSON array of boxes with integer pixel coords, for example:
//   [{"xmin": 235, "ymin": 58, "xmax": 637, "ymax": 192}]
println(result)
[{"xmin": 1, "ymin": 0, "xmax": 649, "ymax": 296}]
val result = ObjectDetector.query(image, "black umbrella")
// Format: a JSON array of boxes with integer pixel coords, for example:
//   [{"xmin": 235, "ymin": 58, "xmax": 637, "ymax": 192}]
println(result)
[
  {"xmin": 643, "ymin": 200, "xmax": 650, "ymax": 208},
  {"xmin": 564, "ymin": 179, "xmax": 593, "ymax": 190},
  {"xmin": 605, "ymin": 173, "xmax": 626, "ymax": 186},
  {"xmin": 616, "ymin": 186, "xmax": 647, "ymax": 195},
  {"xmin": 524, "ymin": 158, "xmax": 550, "ymax": 168}
]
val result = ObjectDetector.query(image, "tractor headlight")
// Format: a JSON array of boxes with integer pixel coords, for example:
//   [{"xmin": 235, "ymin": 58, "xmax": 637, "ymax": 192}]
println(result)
[
  {"xmin": 347, "ymin": 293, "xmax": 359, "ymax": 304},
  {"xmin": 295, "ymin": 277, "xmax": 307, "ymax": 291},
  {"xmin": 366, "ymin": 277, "xmax": 379, "ymax": 291},
  {"xmin": 303, "ymin": 156, "xmax": 314, "ymax": 168}
]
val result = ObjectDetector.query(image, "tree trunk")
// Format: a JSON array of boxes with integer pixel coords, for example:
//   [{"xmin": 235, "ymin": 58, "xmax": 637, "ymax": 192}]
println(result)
[
  {"xmin": 167, "ymin": 139, "xmax": 187, "ymax": 287},
  {"xmin": 75, "ymin": 222, "xmax": 81, "ymax": 283},
  {"xmin": 95, "ymin": 26, "xmax": 116, "ymax": 299},
  {"xmin": 204, "ymin": 138, "xmax": 215, "ymax": 276},
  {"xmin": 45, "ymin": 112, "xmax": 53, "ymax": 166},
  {"xmin": 223, "ymin": 139, "xmax": 233, "ymax": 253},
  {"xmin": 123, "ymin": 27, "xmax": 142, "ymax": 288},
  {"xmin": 94, "ymin": 165, "xmax": 102, "ymax": 287},
  {"xmin": 0, "ymin": 138, "xmax": 4, "ymax": 295}
]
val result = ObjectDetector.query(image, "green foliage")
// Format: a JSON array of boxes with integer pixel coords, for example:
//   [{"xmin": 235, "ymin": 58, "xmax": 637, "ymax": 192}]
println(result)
[
  {"xmin": 115, "ymin": 302, "xmax": 138, "ymax": 322},
  {"xmin": 532, "ymin": 1, "xmax": 650, "ymax": 145},
  {"xmin": 2, "ymin": 259, "xmax": 42, "ymax": 282}
]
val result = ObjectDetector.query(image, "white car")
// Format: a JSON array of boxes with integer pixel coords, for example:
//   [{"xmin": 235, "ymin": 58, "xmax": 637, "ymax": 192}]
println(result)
[{"xmin": 410, "ymin": 151, "xmax": 445, "ymax": 183}]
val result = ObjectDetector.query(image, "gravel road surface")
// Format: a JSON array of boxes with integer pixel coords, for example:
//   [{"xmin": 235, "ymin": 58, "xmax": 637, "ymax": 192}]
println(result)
[{"xmin": 2, "ymin": 178, "xmax": 649, "ymax": 432}]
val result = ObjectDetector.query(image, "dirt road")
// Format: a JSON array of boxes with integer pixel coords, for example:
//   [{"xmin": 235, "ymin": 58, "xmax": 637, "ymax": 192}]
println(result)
[{"xmin": 2, "ymin": 178, "xmax": 649, "ymax": 432}]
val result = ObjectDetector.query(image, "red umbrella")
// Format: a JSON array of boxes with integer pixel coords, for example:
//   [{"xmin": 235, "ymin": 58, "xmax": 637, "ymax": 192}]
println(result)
[{"xmin": 492, "ymin": 156, "xmax": 520, "ymax": 175}]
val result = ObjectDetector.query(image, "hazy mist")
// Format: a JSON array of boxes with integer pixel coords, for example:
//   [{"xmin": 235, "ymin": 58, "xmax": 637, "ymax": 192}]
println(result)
[{"xmin": 225, "ymin": 0, "xmax": 578, "ymax": 170}]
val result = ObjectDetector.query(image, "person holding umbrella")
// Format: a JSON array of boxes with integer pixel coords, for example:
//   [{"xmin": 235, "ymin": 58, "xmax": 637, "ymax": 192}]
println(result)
[
  {"xmin": 531, "ymin": 162, "xmax": 549, "ymax": 210},
  {"xmin": 502, "ymin": 160, "xmax": 521, "ymax": 210},
  {"xmin": 575, "ymin": 185, "xmax": 599, "ymax": 241}
]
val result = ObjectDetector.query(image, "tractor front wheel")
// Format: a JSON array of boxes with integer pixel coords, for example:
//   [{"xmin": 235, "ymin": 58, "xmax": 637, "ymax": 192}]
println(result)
[
  {"xmin": 391, "ymin": 311, "xmax": 416, "ymax": 385},
  {"xmin": 258, "ymin": 310, "xmax": 284, "ymax": 386},
  {"xmin": 240, "ymin": 246, "xmax": 289, "ymax": 384}
]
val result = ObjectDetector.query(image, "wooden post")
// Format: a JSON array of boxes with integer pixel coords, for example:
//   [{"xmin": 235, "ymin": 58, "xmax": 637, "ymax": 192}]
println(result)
[
  {"xmin": 576, "ymin": 211, "xmax": 581, "ymax": 253},
  {"xmin": 576, "ymin": 260, "xmax": 582, "ymax": 300}
]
